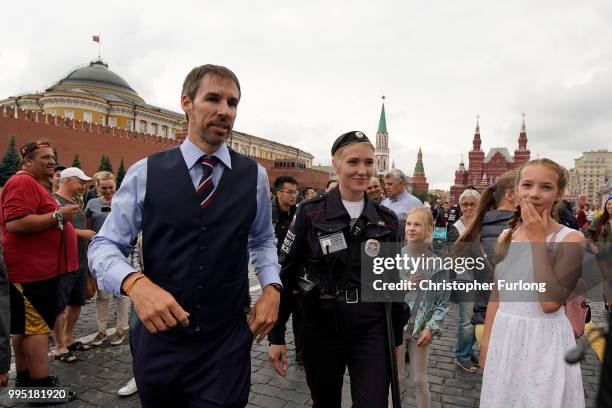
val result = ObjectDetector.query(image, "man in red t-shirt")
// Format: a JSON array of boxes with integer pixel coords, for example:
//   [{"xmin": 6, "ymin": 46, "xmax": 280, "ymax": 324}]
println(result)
[{"xmin": 0, "ymin": 141, "xmax": 78, "ymax": 395}]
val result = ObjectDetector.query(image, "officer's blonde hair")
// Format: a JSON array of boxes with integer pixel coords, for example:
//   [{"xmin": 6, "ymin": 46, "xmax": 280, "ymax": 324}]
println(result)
[{"xmin": 331, "ymin": 142, "xmax": 375, "ymax": 175}]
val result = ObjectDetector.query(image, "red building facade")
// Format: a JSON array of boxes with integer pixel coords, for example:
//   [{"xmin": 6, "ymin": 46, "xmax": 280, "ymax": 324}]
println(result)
[{"xmin": 449, "ymin": 116, "xmax": 530, "ymax": 205}]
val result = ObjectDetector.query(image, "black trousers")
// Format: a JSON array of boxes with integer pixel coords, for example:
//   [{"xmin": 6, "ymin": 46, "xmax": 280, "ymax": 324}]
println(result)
[
  {"xmin": 292, "ymin": 297, "xmax": 303, "ymax": 354},
  {"xmin": 301, "ymin": 301, "xmax": 391, "ymax": 408},
  {"xmin": 132, "ymin": 316, "xmax": 252, "ymax": 408}
]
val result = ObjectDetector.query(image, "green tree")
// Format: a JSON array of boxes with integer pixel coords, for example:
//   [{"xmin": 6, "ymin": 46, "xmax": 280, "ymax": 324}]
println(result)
[
  {"xmin": 413, "ymin": 191, "xmax": 430, "ymax": 204},
  {"xmin": 0, "ymin": 136, "xmax": 21, "ymax": 186},
  {"xmin": 98, "ymin": 155, "xmax": 113, "ymax": 173},
  {"xmin": 116, "ymin": 157, "xmax": 126, "ymax": 188},
  {"xmin": 71, "ymin": 154, "xmax": 81, "ymax": 169}
]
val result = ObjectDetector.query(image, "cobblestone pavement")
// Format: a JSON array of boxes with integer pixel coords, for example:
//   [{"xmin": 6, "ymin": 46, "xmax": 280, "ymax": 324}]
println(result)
[{"xmin": 0, "ymin": 273, "xmax": 607, "ymax": 407}]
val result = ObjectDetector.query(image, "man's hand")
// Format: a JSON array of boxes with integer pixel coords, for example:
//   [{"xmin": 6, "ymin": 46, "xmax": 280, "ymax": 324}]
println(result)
[
  {"xmin": 76, "ymin": 229, "xmax": 96, "ymax": 240},
  {"xmin": 268, "ymin": 344, "xmax": 287, "ymax": 377},
  {"xmin": 58, "ymin": 204, "xmax": 80, "ymax": 221},
  {"xmin": 249, "ymin": 285, "xmax": 280, "ymax": 343},
  {"xmin": 126, "ymin": 275, "xmax": 190, "ymax": 333},
  {"xmin": 0, "ymin": 372, "xmax": 8, "ymax": 387}
]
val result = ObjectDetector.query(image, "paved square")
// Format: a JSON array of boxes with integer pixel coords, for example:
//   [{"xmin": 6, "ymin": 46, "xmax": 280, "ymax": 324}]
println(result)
[{"xmin": 0, "ymin": 282, "xmax": 606, "ymax": 407}]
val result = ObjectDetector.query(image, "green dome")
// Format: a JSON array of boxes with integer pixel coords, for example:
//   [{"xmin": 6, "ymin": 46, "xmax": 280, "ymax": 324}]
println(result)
[{"xmin": 51, "ymin": 60, "xmax": 139, "ymax": 96}]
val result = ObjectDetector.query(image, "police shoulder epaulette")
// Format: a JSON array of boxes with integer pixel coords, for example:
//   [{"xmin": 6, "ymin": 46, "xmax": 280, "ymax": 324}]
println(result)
[
  {"xmin": 298, "ymin": 193, "xmax": 327, "ymax": 218},
  {"xmin": 300, "ymin": 192, "xmax": 327, "ymax": 207}
]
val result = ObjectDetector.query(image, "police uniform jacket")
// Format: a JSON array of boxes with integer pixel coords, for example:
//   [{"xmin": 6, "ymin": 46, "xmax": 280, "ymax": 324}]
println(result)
[
  {"xmin": 271, "ymin": 197, "xmax": 296, "ymax": 254},
  {"xmin": 268, "ymin": 186, "xmax": 408, "ymax": 346}
]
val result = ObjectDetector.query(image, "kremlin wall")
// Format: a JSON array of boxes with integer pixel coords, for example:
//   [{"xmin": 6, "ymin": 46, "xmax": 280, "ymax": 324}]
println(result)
[{"xmin": 0, "ymin": 105, "xmax": 330, "ymax": 190}]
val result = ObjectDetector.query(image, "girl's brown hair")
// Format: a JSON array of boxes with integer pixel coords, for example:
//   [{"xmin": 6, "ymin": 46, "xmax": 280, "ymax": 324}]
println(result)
[
  {"xmin": 494, "ymin": 158, "xmax": 568, "ymax": 262},
  {"xmin": 456, "ymin": 170, "xmax": 517, "ymax": 247}
]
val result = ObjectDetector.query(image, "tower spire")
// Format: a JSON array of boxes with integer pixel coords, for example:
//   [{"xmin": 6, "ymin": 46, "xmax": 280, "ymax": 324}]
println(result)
[
  {"xmin": 378, "ymin": 95, "xmax": 387, "ymax": 133},
  {"xmin": 374, "ymin": 95, "xmax": 390, "ymax": 176},
  {"xmin": 411, "ymin": 148, "xmax": 429, "ymax": 194},
  {"xmin": 514, "ymin": 112, "xmax": 530, "ymax": 165},
  {"xmin": 472, "ymin": 114, "xmax": 482, "ymax": 151},
  {"xmin": 414, "ymin": 148, "xmax": 425, "ymax": 174},
  {"xmin": 517, "ymin": 112, "xmax": 528, "ymax": 150}
]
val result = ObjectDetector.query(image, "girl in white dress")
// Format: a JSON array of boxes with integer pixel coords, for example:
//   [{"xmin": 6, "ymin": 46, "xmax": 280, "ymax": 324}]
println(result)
[{"xmin": 480, "ymin": 158, "xmax": 585, "ymax": 408}]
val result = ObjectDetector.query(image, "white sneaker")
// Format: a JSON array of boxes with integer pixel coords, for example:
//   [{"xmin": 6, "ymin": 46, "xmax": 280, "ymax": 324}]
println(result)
[
  {"xmin": 117, "ymin": 377, "xmax": 137, "ymax": 397},
  {"xmin": 110, "ymin": 329, "xmax": 125, "ymax": 346},
  {"xmin": 90, "ymin": 331, "xmax": 107, "ymax": 346}
]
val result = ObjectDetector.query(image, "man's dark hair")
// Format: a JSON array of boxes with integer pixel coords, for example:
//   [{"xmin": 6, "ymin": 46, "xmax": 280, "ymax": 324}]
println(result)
[
  {"xmin": 326, "ymin": 180, "xmax": 337, "ymax": 189},
  {"xmin": 302, "ymin": 187, "xmax": 316, "ymax": 195},
  {"xmin": 274, "ymin": 175, "xmax": 298, "ymax": 191},
  {"xmin": 182, "ymin": 64, "xmax": 241, "ymax": 102},
  {"xmin": 20, "ymin": 140, "xmax": 52, "ymax": 166}
]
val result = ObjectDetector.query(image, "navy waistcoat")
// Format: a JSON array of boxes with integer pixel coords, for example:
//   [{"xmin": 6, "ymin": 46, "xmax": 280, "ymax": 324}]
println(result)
[{"xmin": 143, "ymin": 146, "xmax": 257, "ymax": 334}]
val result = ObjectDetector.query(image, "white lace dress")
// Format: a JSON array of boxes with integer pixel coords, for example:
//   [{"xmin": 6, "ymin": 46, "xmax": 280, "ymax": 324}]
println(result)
[{"xmin": 480, "ymin": 227, "xmax": 585, "ymax": 408}]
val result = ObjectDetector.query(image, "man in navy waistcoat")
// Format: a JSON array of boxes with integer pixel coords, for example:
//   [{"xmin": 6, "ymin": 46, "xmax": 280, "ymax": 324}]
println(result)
[{"xmin": 88, "ymin": 64, "xmax": 281, "ymax": 407}]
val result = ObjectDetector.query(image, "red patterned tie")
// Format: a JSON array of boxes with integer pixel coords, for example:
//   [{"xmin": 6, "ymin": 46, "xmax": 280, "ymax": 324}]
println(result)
[{"xmin": 197, "ymin": 156, "xmax": 218, "ymax": 209}]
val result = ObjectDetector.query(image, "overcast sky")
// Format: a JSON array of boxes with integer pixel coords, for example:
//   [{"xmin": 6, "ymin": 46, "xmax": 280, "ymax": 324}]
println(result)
[{"xmin": 1, "ymin": 0, "xmax": 611, "ymax": 189}]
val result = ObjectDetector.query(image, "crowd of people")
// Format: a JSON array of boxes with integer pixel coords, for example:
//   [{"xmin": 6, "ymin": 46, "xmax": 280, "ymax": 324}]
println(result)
[
  {"xmin": 0, "ymin": 141, "xmax": 135, "ymax": 401},
  {"xmin": 0, "ymin": 63, "xmax": 610, "ymax": 408}
]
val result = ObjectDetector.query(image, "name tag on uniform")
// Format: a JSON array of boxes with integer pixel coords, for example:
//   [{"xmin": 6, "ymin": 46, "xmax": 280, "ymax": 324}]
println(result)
[{"xmin": 319, "ymin": 232, "xmax": 348, "ymax": 254}]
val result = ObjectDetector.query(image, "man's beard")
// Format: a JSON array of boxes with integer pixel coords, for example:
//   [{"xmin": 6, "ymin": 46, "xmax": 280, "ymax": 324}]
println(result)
[{"xmin": 199, "ymin": 126, "xmax": 230, "ymax": 147}]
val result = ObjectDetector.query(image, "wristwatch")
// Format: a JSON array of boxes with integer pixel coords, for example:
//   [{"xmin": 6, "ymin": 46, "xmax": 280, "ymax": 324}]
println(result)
[{"xmin": 267, "ymin": 283, "xmax": 283, "ymax": 293}]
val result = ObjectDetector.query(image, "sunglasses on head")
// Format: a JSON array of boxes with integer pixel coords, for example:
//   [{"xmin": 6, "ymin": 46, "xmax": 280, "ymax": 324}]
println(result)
[{"xmin": 20, "ymin": 141, "xmax": 51, "ymax": 157}]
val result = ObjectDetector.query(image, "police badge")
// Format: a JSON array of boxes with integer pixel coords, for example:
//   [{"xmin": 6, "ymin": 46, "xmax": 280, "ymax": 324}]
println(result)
[{"xmin": 364, "ymin": 239, "xmax": 381, "ymax": 257}]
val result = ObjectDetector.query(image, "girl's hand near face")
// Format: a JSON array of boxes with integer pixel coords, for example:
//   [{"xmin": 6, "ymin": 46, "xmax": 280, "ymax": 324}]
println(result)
[{"xmin": 520, "ymin": 198, "xmax": 548, "ymax": 242}]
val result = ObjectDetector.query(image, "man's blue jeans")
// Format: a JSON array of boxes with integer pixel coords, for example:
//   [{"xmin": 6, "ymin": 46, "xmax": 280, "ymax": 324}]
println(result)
[{"xmin": 455, "ymin": 289, "xmax": 476, "ymax": 363}]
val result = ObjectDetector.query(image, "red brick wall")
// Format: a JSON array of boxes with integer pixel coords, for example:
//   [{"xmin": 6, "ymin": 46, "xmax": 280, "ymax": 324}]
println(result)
[
  {"xmin": 1, "ymin": 106, "xmax": 330, "ymax": 189},
  {"xmin": 0, "ymin": 106, "xmax": 178, "ymax": 176}
]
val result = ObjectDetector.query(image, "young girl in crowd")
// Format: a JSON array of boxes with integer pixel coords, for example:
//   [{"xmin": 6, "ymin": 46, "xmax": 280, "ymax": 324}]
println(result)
[
  {"xmin": 480, "ymin": 158, "xmax": 585, "ymax": 407},
  {"xmin": 85, "ymin": 171, "xmax": 130, "ymax": 346},
  {"xmin": 397, "ymin": 208, "xmax": 450, "ymax": 408},
  {"xmin": 454, "ymin": 170, "xmax": 516, "ymax": 343}
]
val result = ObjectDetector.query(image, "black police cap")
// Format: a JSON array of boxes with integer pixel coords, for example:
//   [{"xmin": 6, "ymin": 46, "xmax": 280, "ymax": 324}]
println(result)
[{"xmin": 331, "ymin": 131, "xmax": 371, "ymax": 156}]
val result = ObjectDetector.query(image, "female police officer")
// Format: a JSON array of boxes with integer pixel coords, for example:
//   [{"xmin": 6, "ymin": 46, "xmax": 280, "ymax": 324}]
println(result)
[{"xmin": 268, "ymin": 131, "xmax": 407, "ymax": 407}]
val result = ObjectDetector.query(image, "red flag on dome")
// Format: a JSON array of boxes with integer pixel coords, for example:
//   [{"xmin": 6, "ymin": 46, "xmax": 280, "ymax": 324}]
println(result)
[{"xmin": 93, "ymin": 35, "xmax": 100, "ymax": 43}]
